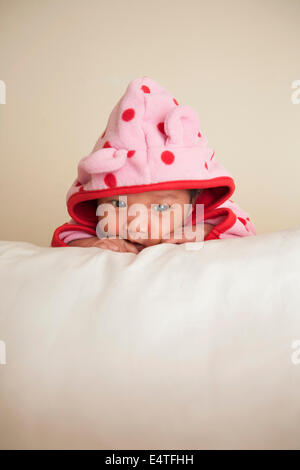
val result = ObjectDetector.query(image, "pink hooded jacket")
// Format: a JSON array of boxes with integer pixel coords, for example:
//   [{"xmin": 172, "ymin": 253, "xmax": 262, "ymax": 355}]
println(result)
[{"xmin": 51, "ymin": 76, "xmax": 256, "ymax": 247}]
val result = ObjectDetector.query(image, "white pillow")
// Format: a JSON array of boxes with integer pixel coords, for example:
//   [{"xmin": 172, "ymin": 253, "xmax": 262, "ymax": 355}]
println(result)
[{"xmin": 0, "ymin": 228, "xmax": 300, "ymax": 449}]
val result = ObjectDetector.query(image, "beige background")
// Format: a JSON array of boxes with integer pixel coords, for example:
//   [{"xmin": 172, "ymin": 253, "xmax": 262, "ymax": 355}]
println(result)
[{"xmin": 0, "ymin": 0, "xmax": 299, "ymax": 247}]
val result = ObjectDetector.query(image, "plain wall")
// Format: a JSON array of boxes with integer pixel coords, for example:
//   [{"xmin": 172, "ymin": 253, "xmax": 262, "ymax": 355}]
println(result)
[{"xmin": 0, "ymin": 0, "xmax": 299, "ymax": 246}]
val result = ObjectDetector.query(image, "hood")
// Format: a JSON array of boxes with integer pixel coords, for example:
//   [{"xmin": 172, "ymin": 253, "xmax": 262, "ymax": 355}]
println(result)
[{"xmin": 66, "ymin": 76, "xmax": 235, "ymax": 227}]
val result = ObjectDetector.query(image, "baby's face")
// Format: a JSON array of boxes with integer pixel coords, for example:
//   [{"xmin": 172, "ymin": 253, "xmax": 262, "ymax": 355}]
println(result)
[{"xmin": 96, "ymin": 189, "xmax": 198, "ymax": 247}]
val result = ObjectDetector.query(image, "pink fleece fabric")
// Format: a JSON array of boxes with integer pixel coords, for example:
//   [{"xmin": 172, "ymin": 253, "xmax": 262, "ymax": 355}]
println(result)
[{"xmin": 51, "ymin": 76, "xmax": 256, "ymax": 247}]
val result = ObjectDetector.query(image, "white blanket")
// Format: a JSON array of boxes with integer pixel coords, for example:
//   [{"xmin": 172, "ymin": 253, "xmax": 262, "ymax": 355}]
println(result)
[{"xmin": 0, "ymin": 228, "xmax": 300, "ymax": 449}]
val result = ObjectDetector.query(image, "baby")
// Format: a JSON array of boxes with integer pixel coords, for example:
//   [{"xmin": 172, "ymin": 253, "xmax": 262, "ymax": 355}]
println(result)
[
  {"xmin": 68, "ymin": 189, "xmax": 214, "ymax": 253},
  {"xmin": 51, "ymin": 76, "xmax": 256, "ymax": 250}
]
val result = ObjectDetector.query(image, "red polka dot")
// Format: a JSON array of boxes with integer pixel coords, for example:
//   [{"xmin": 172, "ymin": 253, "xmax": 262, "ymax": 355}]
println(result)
[
  {"xmin": 238, "ymin": 217, "xmax": 247, "ymax": 226},
  {"xmin": 161, "ymin": 151, "xmax": 175, "ymax": 165},
  {"xmin": 204, "ymin": 162, "xmax": 208, "ymax": 170},
  {"xmin": 101, "ymin": 128, "xmax": 106, "ymax": 138},
  {"xmin": 122, "ymin": 108, "xmax": 135, "ymax": 121},
  {"xmin": 79, "ymin": 186, "xmax": 85, "ymax": 192},
  {"xmin": 141, "ymin": 85, "xmax": 150, "ymax": 93},
  {"xmin": 173, "ymin": 98, "xmax": 179, "ymax": 105},
  {"xmin": 210, "ymin": 151, "xmax": 215, "ymax": 160},
  {"xmin": 104, "ymin": 173, "xmax": 117, "ymax": 188},
  {"xmin": 75, "ymin": 180, "xmax": 81, "ymax": 187},
  {"xmin": 157, "ymin": 122, "xmax": 165, "ymax": 134},
  {"xmin": 127, "ymin": 150, "xmax": 136, "ymax": 158},
  {"xmin": 198, "ymin": 131, "xmax": 202, "ymax": 137},
  {"xmin": 246, "ymin": 217, "xmax": 250, "ymax": 221},
  {"xmin": 103, "ymin": 141, "xmax": 111, "ymax": 148}
]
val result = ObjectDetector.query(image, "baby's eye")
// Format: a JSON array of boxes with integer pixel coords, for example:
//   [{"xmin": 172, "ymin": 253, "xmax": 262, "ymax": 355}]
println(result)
[
  {"xmin": 111, "ymin": 199, "xmax": 127, "ymax": 208},
  {"xmin": 152, "ymin": 203, "xmax": 170, "ymax": 212}
]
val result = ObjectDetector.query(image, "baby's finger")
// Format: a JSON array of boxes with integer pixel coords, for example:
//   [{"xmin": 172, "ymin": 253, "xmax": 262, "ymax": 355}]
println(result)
[
  {"xmin": 162, "ymin": 239, "xmax": 175, "ymax": 244},
  {"xmin": 162, "ymin": 236, "xmax": 181, "ymax": 244},
  {"xmin": 95, "ymin": 240, "xmax": 120, "ymax": 251},
  {"xmin": 123, "ymin": 241, "xmax": 139, "ymax": 254}
]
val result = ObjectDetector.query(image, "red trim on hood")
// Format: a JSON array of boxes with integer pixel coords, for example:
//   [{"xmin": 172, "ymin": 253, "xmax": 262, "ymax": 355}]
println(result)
[
  {"xmin": 67, "ymin": 177, "xmax": 235, "ymax": 227},
  {"xmin": 202, "ymin": 207, "xmax": 237, "ymax": 237}
]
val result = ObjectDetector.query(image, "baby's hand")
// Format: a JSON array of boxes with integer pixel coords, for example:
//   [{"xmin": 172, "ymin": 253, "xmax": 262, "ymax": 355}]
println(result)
[
  {"xmin": 68, "ymin": 236, "xmax": 141, "ymax": 254},
  {"xmin": 161, "ymin": 223, "xmax": 214, "ymax": 245}
]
